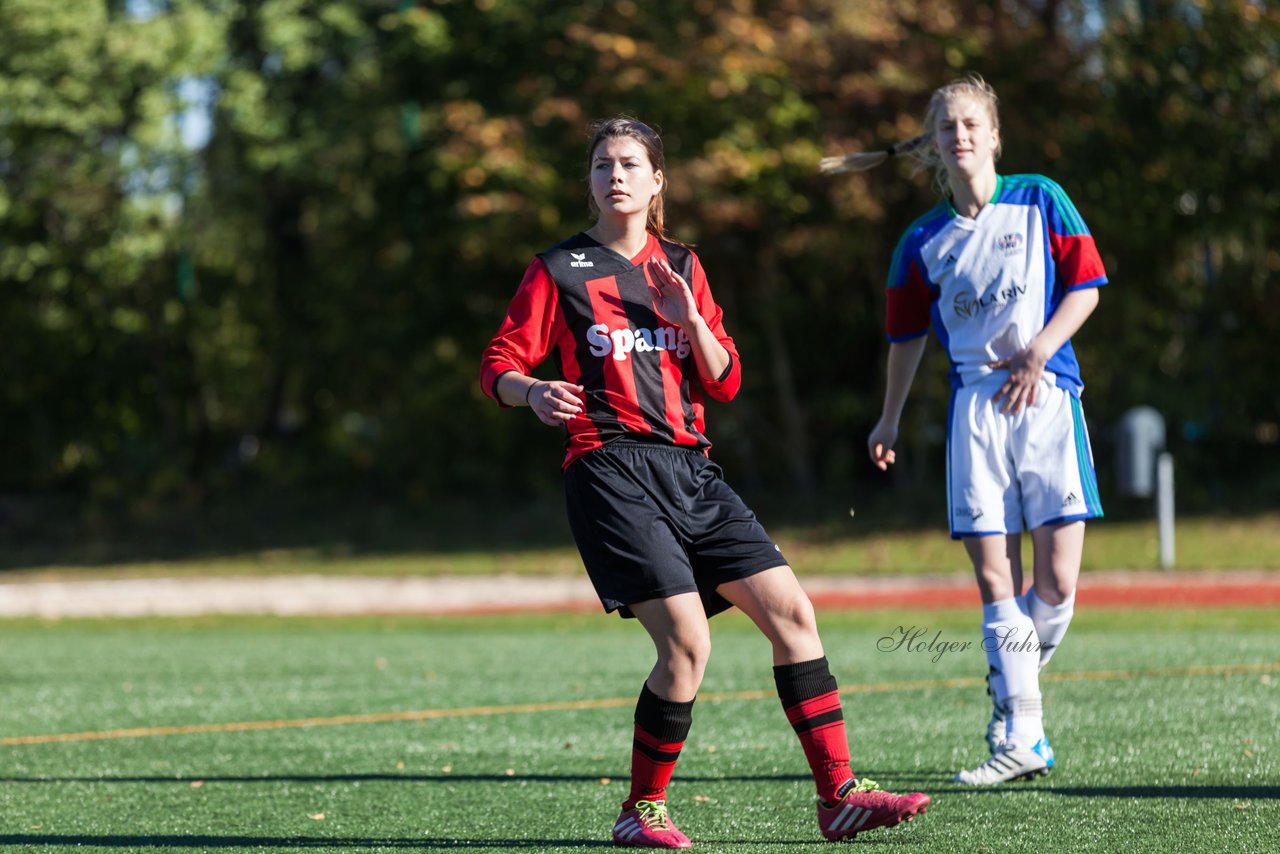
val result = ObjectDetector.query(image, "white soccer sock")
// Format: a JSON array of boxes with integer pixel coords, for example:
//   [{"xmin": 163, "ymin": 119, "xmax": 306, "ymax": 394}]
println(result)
[
  {"xmin": 982, "ymin": 598, "xmax": 1044, "ymax": 749},
  {"xmin": 1022, "ymin": 587, "xmax": 1076, "ymax": 670}
]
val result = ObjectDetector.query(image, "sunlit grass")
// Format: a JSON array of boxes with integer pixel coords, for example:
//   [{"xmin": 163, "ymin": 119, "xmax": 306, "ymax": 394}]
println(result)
[{"xmin": 0, "ymin": 609, "xmax": 1276, "ymax": 853}]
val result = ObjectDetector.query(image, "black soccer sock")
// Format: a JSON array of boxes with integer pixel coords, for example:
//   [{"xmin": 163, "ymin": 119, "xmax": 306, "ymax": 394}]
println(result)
[{"xmin": 623, "ymin": 682, "xmax": 694, "ymax": 810}]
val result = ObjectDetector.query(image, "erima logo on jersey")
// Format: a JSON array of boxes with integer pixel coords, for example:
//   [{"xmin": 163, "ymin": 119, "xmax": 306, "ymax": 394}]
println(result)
[
  {"xmin": 587, "ymin": 323, "xmax": 691, "ymax": 361},
  {"xmin": 995, "ymin": 233, "xmax": 1024, "ymax": 256},
  {"xmin": 953, "ymin": 283, "xmax": 1027, "ymax": 319},
  {"xmin": 569, "ymin": 252, "xmax": 594, "ymax": 268}
]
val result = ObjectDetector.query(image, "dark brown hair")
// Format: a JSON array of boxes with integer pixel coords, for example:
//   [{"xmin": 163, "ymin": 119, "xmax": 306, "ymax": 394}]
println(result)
[{"xmin": 587, "ymin": 116, "xmax": 675, "ymax": 242}]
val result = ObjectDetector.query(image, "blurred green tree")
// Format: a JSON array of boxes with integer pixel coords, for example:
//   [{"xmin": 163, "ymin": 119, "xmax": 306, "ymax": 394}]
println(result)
[
  {"xmin": 0, "ymin": 0, "xmax": 225, "ymax": 511},
  {"xmin": 1, "ymin": 0, "xmax": 1274, "ymax": 540}
]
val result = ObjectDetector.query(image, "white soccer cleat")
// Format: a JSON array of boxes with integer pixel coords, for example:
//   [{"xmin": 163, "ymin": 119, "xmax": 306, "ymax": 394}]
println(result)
[{"xmin": 954, "ymin": 738, "xmax": 1052, "ymax": 785}]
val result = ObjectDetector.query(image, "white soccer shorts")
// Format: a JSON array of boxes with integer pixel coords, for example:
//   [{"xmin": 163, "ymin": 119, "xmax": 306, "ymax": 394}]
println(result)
[{"xmin": 946, "ymin": 376, "xmax": 1103, "ymax": 538}]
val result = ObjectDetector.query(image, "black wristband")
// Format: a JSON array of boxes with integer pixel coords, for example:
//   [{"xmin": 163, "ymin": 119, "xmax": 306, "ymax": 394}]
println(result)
[{"xmin": 525, "ymin": 381, "xmax": 540, "ymax": 406}]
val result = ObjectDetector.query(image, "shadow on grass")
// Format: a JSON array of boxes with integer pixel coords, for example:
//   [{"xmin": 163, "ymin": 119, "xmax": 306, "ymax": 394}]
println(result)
[
  {"xmin": 0, "ymin": 836, "xmax": 614, "ymax": 849},
  {"xmin": 924, "ymin": 782, "xmax": 1280, "ymax": 799},
  {"xmin": 835, "ymin": 770, "xmax": 1280, "ymax": 800},
  {"xmin": 4, "ymin": 772, "xmax": 814, "ymax": 786},
  {"xmin": 14, "ymin": 769, "xmax": 1275, "ymax": 799}
]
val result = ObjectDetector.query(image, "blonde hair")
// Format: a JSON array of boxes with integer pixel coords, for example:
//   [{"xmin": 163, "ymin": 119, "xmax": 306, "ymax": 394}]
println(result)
[
  {"xmin": 820, "ymin": 74, "xmax": 1001, "ymax": 196},
  {"xmin": 587, "ymin": 116, "xmax": 678, "ymax": 243}
]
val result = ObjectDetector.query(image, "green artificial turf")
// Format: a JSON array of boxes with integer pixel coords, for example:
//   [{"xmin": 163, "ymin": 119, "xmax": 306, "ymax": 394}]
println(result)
[{"xmin": 1, "ymin": 609, "xmax": 1276, "ymax": 852}]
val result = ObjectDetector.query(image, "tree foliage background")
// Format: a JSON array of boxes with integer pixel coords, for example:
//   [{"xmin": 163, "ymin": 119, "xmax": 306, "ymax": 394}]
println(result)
[{"xmin": 1, "ymin": 0, "xmax": 1276, "ymax": 545}]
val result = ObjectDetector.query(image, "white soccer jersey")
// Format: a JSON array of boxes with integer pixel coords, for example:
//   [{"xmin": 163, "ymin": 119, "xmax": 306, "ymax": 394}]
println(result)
[
  {"xmin": 886, "ymin": 174, "xmax": 1107, "ymax": 395},
  {"xmin": 885, "ymin": 174, "xmax": 1109, "ymax": 536}
]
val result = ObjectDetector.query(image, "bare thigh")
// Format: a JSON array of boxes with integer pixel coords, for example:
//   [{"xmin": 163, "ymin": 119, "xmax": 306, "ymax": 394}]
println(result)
[{"xmin": 717, "ymin": 565, "xmax": 824, "ymax": 665}]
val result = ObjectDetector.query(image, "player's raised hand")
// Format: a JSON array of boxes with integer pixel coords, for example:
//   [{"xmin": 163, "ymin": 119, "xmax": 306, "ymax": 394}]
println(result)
[
  {"xmin": 647, "ymin": 257, "xmax": 699, "ymax": 328},
  {"xmin": 527, "ymin": 380, "xmax": 585, "ymax": 427}
]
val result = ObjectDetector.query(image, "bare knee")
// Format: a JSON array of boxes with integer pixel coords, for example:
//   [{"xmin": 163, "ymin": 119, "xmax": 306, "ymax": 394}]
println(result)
[
  {"xmin": 1032, "ymin": 579, "xmax": 1073, "ymax": 605},
  {"xmin": 770, "ymin": 594, "xmax": 819, "ymax": 642},
  {"xmin": 1031, "ymin": 523, "xmax": 1083, "ymax": 604},
  {"xmin": 974, "ymin": 562, "xmax": 1019, "ymax": 602},
  {"xmin": 654, "ymin": 625, "xmax": 712, "ymax": 687},
  {"xmin": 758, "ymin": 592, "xmax": 824, "ymax": 662}
]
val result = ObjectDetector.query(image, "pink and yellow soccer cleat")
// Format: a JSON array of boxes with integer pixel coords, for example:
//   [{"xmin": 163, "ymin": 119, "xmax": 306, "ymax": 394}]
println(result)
[
  {"xmin": 816, "ymin": 777, "xmax": 931, "ymax": 842},
  {"xmin": 612, "ymin": 800, "xmax": 691, "ymax": 849}
]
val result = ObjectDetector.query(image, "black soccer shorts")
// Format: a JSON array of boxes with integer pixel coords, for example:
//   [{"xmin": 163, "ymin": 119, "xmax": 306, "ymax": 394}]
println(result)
[{"xmin": 564, "ymin": 440, "xmax": 788, "ymax": 618}]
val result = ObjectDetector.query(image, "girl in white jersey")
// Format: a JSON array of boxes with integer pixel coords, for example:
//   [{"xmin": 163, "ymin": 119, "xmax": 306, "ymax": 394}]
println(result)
[{"xmin": 823, "ymin": 75, "xmax": 1107, "ymax": 784}]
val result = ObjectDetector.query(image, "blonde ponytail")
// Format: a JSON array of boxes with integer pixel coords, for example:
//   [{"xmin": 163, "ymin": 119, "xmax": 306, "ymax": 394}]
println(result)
[{"xmin": 819, "ymin": 135, "xmax": 928, "ymax": 175}]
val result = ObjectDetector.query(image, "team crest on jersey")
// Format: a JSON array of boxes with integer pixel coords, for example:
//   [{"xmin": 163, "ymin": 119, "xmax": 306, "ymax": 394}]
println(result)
[
  {"xmin": 569, "ymin": 252, "xmax": 595, "ymax": 268},
  {"xmin": 995, "ymin": 232, "xmax": 1024, "ymax": 256}
]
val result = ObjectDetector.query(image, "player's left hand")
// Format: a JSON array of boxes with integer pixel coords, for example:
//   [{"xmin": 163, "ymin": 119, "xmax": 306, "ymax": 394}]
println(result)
[
  {"xmin": 989, "ymin": 346, "xmax": 1047, "ymax": 414},
  {"xmin": 647, "ymin": 257, "xmax": 699, "ymax": 328}
]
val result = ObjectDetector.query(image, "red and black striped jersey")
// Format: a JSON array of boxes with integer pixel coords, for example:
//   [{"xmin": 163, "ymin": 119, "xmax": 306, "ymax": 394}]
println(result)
[{"xmin": 481, "ymin": 232, "xmax": 742, "ymax": 469}]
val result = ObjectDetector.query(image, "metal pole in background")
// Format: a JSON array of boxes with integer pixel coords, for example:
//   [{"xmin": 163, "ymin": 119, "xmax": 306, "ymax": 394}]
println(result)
[{"xmin": 1156, "ymin": 452, "xmax": 1175, "ymax": 570}]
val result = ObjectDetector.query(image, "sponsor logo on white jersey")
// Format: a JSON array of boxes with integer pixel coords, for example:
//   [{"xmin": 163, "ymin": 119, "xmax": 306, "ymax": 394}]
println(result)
[
  {"xmin": 569, "ymin": 252, "xmax": 594, "ymax": 268},
  {"xmin": 953, "ymin": 282, "xmax": 1027, "ymax": 319},
  {"xmin": 995, "ymin": 232, "xmax": 1024, "ymax": 256},
  {"xmin": 587, "ymin": 323, "xmax": 691, "ymax": 361}
]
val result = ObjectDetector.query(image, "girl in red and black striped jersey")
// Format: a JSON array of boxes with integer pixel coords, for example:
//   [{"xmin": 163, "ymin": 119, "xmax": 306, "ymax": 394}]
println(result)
[{"xmin": 481, "ymin": 117, "xmax": 928, "ymax": 847}]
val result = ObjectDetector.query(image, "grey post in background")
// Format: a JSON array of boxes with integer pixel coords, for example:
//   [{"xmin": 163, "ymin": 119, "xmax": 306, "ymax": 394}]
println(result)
[{"xmin": 1116, "ymin": 406, "xmax": 1175, "ymax": 570}]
